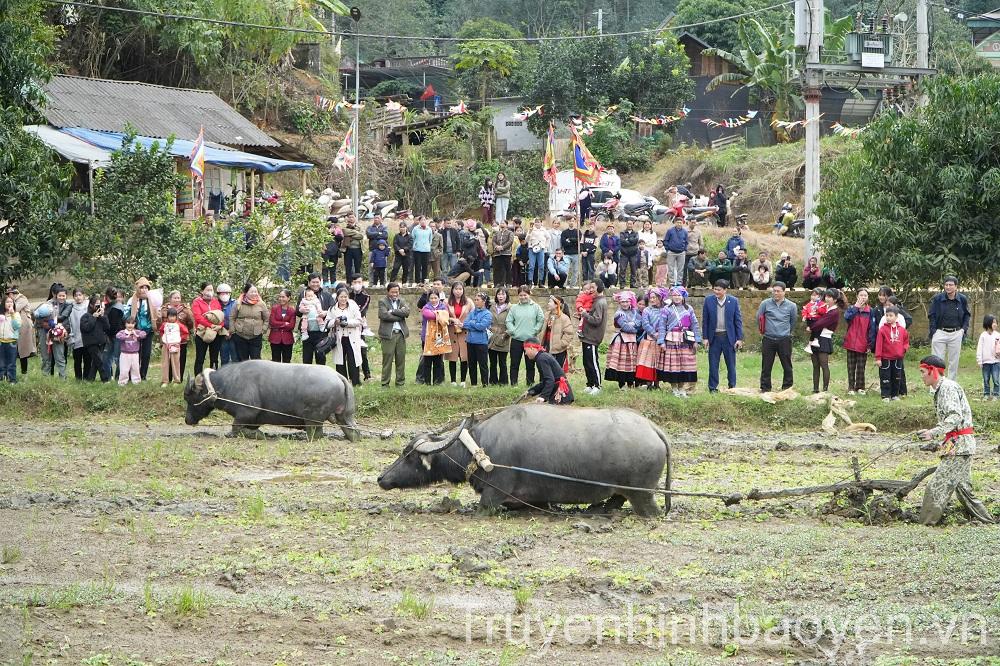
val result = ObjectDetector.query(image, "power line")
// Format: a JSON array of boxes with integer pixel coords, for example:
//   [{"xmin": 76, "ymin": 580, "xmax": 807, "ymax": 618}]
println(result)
[{"xmin": 46, "ymin": 0, "xmax": 795, "ymax": 43}]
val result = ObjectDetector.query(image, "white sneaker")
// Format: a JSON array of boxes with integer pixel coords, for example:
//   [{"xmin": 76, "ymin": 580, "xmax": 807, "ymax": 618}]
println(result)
[
  {"xmin": 672, "ymin": 389, "xmax": 681, "ymax": 397},
  {"xmin": 847, "ymin": 390, "xmax": 855, "ymax": 396},
  {"xmin": 892, "ymin": 396, "xmax": 901, "ymax": 401},
  {"xmin": 883, "ymin": 398, "xmax": 890, "ymax": 402},
  {"xmin": 679, "ymin": 390, "xmax": 689, "ymax": 398},
  {"xmin": 459, "ymin": 382, "xmax": 466, "ymax": 388},
  {"xmin": 451, "ymin": 381, "xmax": 458, "ymax": 387},
  {"xmin": 590, "ymin": 387, "xmax": 600, "ymax": 394},
  {"xmin": 858, "ymin": 389, "xmax": 866, "ymax": 395}
]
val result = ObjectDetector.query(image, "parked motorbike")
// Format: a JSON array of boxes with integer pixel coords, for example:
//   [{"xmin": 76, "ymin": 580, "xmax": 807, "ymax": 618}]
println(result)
[{"xmin": 774, "ymin": 203, "xmax": 805, "ymax": 237}]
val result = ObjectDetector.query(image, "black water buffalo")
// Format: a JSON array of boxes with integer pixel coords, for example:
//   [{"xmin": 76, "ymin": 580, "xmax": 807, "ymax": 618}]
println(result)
[
  {"xmin": 378, "ymin": 404, "xmax": 671, "ymax": 516},
  {"xmin": 184, "ymin": 360, "xmax": 360, "ymax": 441}
]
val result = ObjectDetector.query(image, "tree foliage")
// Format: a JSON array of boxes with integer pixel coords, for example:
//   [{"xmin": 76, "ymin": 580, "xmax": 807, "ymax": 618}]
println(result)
[
  {"xmin": 0, "ymin": 0, "xmax": 58, "ymax": 109},
  {"xmin": 523, "ymin": 34, "xmax": 694, "ymax": 127},
  {"xmin": 815, "ymin": 75, "xmax": 1000, "ymax": 291},
  {"xmin": 0, "ymin": 111, "xmax": 75, "ymax": 287},
  {"xmin": 69, "ymin": 134, "xmax": 329, "ymax": 296},
  {"xmin": 0, "ymin": 0, "xmax": 75, "ymax": 287}
]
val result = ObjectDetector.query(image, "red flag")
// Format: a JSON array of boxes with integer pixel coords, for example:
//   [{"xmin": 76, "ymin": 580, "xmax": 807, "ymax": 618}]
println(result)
[{"xmin": 419, "ymin": 84, "xmax": 436, "ymax": 101}]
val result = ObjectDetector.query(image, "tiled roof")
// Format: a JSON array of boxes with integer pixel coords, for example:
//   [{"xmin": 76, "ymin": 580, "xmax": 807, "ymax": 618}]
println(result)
[{"xmin": 40, "ymin": 75, "xmax": 278, "ymax": 147}]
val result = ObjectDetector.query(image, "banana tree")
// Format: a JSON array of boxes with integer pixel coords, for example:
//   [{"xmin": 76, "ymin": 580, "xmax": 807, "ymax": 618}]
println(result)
[
  {"xmin": 298, "ymin": 0, "xmax": 349, "ymax": 32},
  {"xmin": 703, "ymin": 14, "xmax": 854, "ymax": 140}
]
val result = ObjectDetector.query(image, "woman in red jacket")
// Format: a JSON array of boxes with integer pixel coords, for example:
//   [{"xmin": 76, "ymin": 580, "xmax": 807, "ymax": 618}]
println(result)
[
  {"xmin": 268, "ymin": 288, "xmax": 296, "ymax": 363},
  {"xmin": 842, "ymin": 288, "xmax": 872, "ymax": 394},
  {"xmin": 190, "ymin": 282, "xmax": 222, "ymax": 375},
  {"xmin": 808, "ymin": 288, "xmax": 845, "ymax": 393}
]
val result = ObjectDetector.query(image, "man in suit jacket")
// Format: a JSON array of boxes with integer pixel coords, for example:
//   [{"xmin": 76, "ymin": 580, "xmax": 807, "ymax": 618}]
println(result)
[
  {"xmin": 701, "ymin": 279, "xmax": 744, "ymax": 392},
  {"xmin": 377, "ymin": 282, "xmax": 410, "ymax": 387}
]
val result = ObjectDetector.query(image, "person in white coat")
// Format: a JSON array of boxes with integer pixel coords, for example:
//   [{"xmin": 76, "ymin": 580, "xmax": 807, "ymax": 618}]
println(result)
[{"xmin": 326, "ymin": 288, "xmax": 364, "ymax": 386}]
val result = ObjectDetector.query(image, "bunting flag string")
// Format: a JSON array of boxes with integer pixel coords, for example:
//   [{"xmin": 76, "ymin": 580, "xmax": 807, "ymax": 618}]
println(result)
[
  {"xmin": 448, "ymin": 100, "xmax": 468, "ymax": 115},
  {"xmin": 770, "ymin": 114, "xmax": 823, "ymax": 130},
  {"xmin": 315, "ymin": 96, "xmax": 365, "ymax": 113},
  {"xmin": 512, "ymin": 105, "xmax": 544, "ymax": 121},
  {"xmin": 831, "ymin": 122, "xmax": 866, "ymax": 138},
  {"xmin": 630, "ymin": 107, "xmax": 690, "ymax": 125},
  {"xmin": 701, "ymin": 110, "xmax": 758, "ymax": 128}
]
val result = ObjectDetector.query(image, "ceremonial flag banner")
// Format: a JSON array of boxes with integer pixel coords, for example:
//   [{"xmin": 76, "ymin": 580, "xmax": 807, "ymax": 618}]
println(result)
[
  {"xmin": 334, "ymin": 123, "xmax": 356, "ymax": 171},
  {"xmin": 189, "ymin": 126, "xmax": 205, "ymax": 178},
  {"xmin": 419, "ymin": 84, "xmax": 436, "ymax": 101},
  {"xmin": 570, "ymin": 125, "xmax": 602, "ymax": 185},
  {"xmin": 543, "ymin": 122, "xmax": 558, "ymax": 188}
]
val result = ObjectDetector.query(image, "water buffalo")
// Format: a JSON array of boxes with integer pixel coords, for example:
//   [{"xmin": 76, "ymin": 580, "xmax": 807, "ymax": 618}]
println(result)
[
  {"xmin": 378, "ymin": 404, "xmax": 671, "ymax": 516},
  {"xmin": 184, "ymin": 360, "xmax": 360, "ymax": 441}
]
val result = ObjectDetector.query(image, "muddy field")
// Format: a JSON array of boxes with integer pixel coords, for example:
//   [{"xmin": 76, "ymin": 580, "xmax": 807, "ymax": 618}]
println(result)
[{"xmin": 1, "ymin": 418, "xmax": 999, "ymax": 666}]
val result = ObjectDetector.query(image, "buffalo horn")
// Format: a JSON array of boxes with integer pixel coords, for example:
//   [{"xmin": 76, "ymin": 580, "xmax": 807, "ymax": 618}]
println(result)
[
  {"xmin": 413, "ymin": 417, "xmax": 472, "ymax": 454},
  {"xmin": 194, "ymin": 373, "xmax": 204, "ymax": 390}
]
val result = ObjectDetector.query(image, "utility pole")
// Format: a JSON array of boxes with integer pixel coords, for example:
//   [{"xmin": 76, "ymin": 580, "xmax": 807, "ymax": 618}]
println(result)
[
  {"xmin": 351, "ymin": 7, "xmax": 361, "ymax": 221},
  {"xmin": 596, "ymin": 8, "xmax": 603, "ymax": 35},
  {"xmin": 799, "ymin": 0, "xmax": 824, "ymax": 260},
  {"xmin": 916, "ymin": 0, "xmax": 929, "ymax": 69}
]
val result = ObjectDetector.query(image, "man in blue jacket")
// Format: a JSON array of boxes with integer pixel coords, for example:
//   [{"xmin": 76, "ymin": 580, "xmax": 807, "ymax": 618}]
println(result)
[
  {"xmin": 928, "ymin": 275, "xmax": 971, "ymax": 380},
  {"xmin": 701, "ymin": 280, "xmax": 744, "ymax": 392},
  {"xmin": 664, "ymin": 217, "xmax": 688, "ymax": 287},
  {"xmin": 725, "ymin": 226, "xmax": 747, "ymax": 261}
]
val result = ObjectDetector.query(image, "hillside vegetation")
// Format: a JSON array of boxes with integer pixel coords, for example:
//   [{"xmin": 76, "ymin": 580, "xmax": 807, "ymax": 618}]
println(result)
[{"xmin": 626, "ymin": 137, "xmax": 858, "ymax": 223}]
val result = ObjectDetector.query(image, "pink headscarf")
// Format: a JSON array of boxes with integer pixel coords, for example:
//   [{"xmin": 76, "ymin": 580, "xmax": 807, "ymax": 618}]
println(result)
[
  {"xmin": 615, "ymin": 290, "xmax": 637, "ymax": 308},
  {"xmin": 648, "ymin": 287, "xmax": 670, "ymax": 304}
]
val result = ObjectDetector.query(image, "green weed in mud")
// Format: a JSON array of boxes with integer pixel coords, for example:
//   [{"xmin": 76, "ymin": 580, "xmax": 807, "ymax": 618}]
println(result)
[
  {"xmin": 397, "ymin": 589, "xmax": 433, "ymax": 619},
  {"xmin": 513, "ymin": 585, "xmax": 533, "ymax": 614},
  {"xmin": 171, "ymin": 585, "xmax": 210, "ymax": 617},
  {"xmin": 242, "ymin": 494, "xmax": 266, "ymax": 522},
  {"xmin": 2, "ymin": 545, "xmax": 22, "ymax": 564}
]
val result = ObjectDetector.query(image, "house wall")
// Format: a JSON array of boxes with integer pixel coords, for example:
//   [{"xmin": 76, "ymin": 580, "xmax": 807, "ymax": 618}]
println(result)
[{"xmin": 491, "ymin": 100, "xmax": 544, "ymax": 153}]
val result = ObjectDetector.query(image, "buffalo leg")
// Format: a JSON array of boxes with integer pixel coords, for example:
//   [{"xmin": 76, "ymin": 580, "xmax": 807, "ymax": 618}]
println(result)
[
  {"xmin": 334, "ymin": 414, "xmax": 361, "ymax": 442},
  {"xmin": 304, "ymin": 425, "xmax": 323, "ymax": 441},
  {"xmin": 603, "ymin": 495, "xmax": 627, "ymax": 513},
  {"xmin": 625, "ymin": 491, "xmax": 661, "ymax": 517}
]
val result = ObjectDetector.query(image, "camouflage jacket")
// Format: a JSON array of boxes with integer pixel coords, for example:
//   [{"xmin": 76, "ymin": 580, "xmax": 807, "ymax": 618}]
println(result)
[{"xmin": 929, "ymin": 377, "xmax": 975, "ymax": 456}]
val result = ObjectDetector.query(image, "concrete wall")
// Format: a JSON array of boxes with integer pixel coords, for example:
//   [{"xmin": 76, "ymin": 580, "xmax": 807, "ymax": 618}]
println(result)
[{"xmin": 491, "ymin": 99, "xmax": 544, "ymax": 153}]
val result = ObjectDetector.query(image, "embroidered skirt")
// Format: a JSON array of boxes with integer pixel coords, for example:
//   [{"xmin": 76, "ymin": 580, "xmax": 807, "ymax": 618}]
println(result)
[
  {"xmin": 605, "ymin": 332, "xmax": 638, "ymax": 382},
  {"xmin": 661, "ymin": 330, "xmax": 697, "ymax": 383},
  {"xmin": 635, "ymin": 337, "xmax": 664, "ymax": 382}
]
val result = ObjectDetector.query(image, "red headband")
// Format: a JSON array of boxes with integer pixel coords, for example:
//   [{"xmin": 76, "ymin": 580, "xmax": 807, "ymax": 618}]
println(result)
[
  {"xmin": 524, "ymin": 342, "xmax": 545, "ymax": 352},
  {"xmin": 920, "ymin": 362, "xmax": 943, "ymax": 381}
]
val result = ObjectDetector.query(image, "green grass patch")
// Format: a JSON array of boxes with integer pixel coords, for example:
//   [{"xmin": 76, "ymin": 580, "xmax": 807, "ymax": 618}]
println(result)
[
  {"xmin": 170, "ymin": 585, "xmax": 210, "ymax": 618},
  {"xmin": 3, "ymin": 343, "xmax": 998, "ymax": 435},
  {"xmin": 396, "ymin": 589, "xmax": 433, "ymax": 619}
]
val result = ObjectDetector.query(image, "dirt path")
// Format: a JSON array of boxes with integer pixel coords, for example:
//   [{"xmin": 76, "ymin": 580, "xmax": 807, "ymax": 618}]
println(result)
[{"xmin": 1, "ymin": 423, "xmax": 998, "ymax": 665}]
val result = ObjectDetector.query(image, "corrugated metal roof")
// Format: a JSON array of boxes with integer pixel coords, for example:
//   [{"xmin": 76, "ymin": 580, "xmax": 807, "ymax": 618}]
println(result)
[{"xmin": 41, "ymin": 75, "xmax": 279, "ymax": 147}]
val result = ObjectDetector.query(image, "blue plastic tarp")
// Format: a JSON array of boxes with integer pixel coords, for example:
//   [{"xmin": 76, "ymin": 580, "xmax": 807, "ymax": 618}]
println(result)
[{"xmin": 61, "ymin": 128, "xmax": 313, "ymax": 173}]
